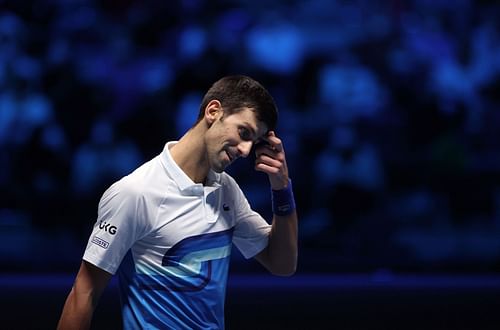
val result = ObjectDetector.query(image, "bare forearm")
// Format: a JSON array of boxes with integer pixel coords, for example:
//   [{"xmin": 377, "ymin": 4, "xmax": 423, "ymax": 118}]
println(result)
[
  {"xmin": 57, "ymin": 288, "xmax": 94, "ymax": 330},
  {"xmin": 254, "ymin": 131, "xmax": 298, "ymax": 276},
  {"xmin": 267, "ymin": 211, "xmax": 298, "ymax": 276},
  {"xmin": 57, "ymin": 261, "xmax": 111, "ymax": 330}
]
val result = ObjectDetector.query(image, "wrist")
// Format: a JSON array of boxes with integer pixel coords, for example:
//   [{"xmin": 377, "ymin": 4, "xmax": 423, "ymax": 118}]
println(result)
[
  {"xmin": 271, "ymin": 178, "xmax": 296, "ymax": 216},
  {"xmin": 270, "ymin": 176, "xmax": 289, "ymax": 190}
]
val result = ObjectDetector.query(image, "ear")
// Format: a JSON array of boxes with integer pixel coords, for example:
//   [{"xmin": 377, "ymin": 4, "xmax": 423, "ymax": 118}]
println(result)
[{"xmin": 204, "ymin": 100, "xmax": 223, "ymax": 125}]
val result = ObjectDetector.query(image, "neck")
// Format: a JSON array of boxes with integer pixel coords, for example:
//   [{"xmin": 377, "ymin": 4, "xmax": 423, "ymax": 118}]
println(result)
[{"xmin": 170, "ymin": 124, "xmax": 209, "ymax": 184}]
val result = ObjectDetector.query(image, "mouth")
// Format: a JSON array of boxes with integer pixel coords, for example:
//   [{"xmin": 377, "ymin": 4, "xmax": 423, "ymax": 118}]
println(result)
[{"xmin": 225, "ymin": 150, "xmax": 235, "ymax": 163}]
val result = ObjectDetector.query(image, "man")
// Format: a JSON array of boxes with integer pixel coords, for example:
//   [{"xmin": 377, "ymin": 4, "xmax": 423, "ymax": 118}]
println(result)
[{"xmin": 57, "ymin": 75, "xmax": 298, "ymax": 329}]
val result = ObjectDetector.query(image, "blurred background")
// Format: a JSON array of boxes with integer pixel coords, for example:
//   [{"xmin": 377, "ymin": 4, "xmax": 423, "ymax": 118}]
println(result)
[{"xmin": 1, "ymin": 0, "xmax": 500, "ymax": 329}]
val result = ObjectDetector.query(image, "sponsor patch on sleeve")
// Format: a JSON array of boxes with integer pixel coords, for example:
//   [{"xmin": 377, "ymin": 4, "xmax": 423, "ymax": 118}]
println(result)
[{"xmin": 91, "ymin": 236, "xmax": 110, "ymax": 249}]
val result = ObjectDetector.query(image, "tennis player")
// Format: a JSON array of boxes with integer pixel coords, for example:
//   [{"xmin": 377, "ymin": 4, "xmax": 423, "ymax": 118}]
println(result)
[{"xmin": 57, "ymin": 75, "xmax": 298, "ymax": 329}]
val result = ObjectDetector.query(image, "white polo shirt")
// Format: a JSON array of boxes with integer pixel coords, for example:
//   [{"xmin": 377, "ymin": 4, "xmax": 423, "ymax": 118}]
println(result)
[{"xmin": 83, "ymin": 141, "xmax": 272, "ymax": 329}]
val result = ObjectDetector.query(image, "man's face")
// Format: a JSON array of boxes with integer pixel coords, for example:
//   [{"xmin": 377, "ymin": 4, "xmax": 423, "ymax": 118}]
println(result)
[{"xmin": 204, "ymin": 108, "xmax": 268, "ymax": 173}]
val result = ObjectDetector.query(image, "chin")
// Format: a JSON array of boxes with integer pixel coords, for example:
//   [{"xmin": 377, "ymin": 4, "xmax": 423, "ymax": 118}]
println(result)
[
  {"xmin": 212, "ymin": 166, "xmax": 225, "ymax": 173},
  {"xmin": 210, "ymin": 161, "xmax": 226, "ymax": 173}
]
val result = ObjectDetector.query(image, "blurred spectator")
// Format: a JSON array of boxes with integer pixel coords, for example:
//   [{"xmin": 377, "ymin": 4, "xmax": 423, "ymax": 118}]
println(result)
[
  {"xmin": 71, "ymin": 117, "xmax": 142, "ymax": 196},
  {"xmin": 1, "ymin": 0, "xmax": 500, "ymax": 274}
]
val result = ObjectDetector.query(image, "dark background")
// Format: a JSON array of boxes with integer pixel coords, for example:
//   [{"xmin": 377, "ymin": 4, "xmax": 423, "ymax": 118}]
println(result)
[{"xmin": 1, "ymin": 0, "xmax": 500, "ymax": 329}]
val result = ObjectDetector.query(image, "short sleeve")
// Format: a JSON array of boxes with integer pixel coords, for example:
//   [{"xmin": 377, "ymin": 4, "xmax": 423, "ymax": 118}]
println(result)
[
  {"xmin": 227, "ymin": 176, "xmax": 272, "ymax": 259},
  {"xmin": 83, "ymin": 180, "xmax": 151, "ymax": 274}
]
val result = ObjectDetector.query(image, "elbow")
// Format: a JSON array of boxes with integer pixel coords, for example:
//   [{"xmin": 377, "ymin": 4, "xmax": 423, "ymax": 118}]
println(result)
[
  {"xmin": 273, "ymin": 268, "xmax": 296, "ymax": 277},
  {"xmin": 269, "ymin": 260, "xmax": 297, "ymax": 277},
  {"xmin": 271, "ymin": 267, "xmax": 296, "ymax": 277}
]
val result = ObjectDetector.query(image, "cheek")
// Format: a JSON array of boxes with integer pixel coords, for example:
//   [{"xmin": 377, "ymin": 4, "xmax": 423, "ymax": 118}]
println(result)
[
  {"xmin": 207, "ymin": 122, "xmax": 238, "ymax": 146},
  {"xmin": 225, "ymin": 127, "xmax": 241, "ymax": 143},
  {"xmin": 205, "ymin": 129, "xmax": 225, "ymax": 153}
]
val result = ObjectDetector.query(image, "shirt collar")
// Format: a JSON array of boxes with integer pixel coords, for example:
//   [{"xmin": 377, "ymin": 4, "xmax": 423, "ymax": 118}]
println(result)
[{"xmin": 160, "ymin": 141, "xmax": 221, "ymax": 194}]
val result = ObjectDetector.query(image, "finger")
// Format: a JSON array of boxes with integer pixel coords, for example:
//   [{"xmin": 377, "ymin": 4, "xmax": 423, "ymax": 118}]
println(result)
[
  {"xmin": 255, "ymin": 154, "xmax": 283, "ymax": 168},
  {"xmin": 262, "ymin": 131, "xmax": 284, "ymax": 153},
  {"xmin": 255, "ymin": 144, "xmax": 280, "ymax": 158},
  {"xmin": 255, "ymin": 162, "xmax": 280, "ymax": 175},
  {"xmin": 255, "ymin": 151, "xmax": 286, "ymax": 167}
]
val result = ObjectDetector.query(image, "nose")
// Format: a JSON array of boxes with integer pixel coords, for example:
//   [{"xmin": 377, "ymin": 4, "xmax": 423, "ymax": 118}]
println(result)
[{"xmin": 237, "ymin": 140, "xmax": 253, "ymax": 158}]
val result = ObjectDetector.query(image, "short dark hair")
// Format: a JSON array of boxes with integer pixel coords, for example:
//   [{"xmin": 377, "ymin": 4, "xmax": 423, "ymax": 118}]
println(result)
[{"xmin": 197, "ymin": 75, "xmax": 278, "ymax": 131}]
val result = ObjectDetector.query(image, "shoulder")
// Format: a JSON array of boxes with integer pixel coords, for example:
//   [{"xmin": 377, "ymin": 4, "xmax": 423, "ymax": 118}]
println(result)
[
  {"xmin": 98, "ymin": 161, "xmax": 154, "ymax": 212},
  {"xmin": 219, "ymin": 171, "xmax": 240, "ymax": 189},
  {"xmin": 218, "ymin": 172, "xmax": 246, "ymax": 199},
  {"xmin": 97, "ymin": 174, "xmax": 157, "ymax": 231},
  {"xmin": 218, "ymin": 171, "xmax": 247, "ymax": 205},
  {"xmin": 98, "ymin": 177, "xmax": 143, "ymax": 215},
  {"xmin": 105, "ymin": 155, "xmax": 165, "ymax": 197}
]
